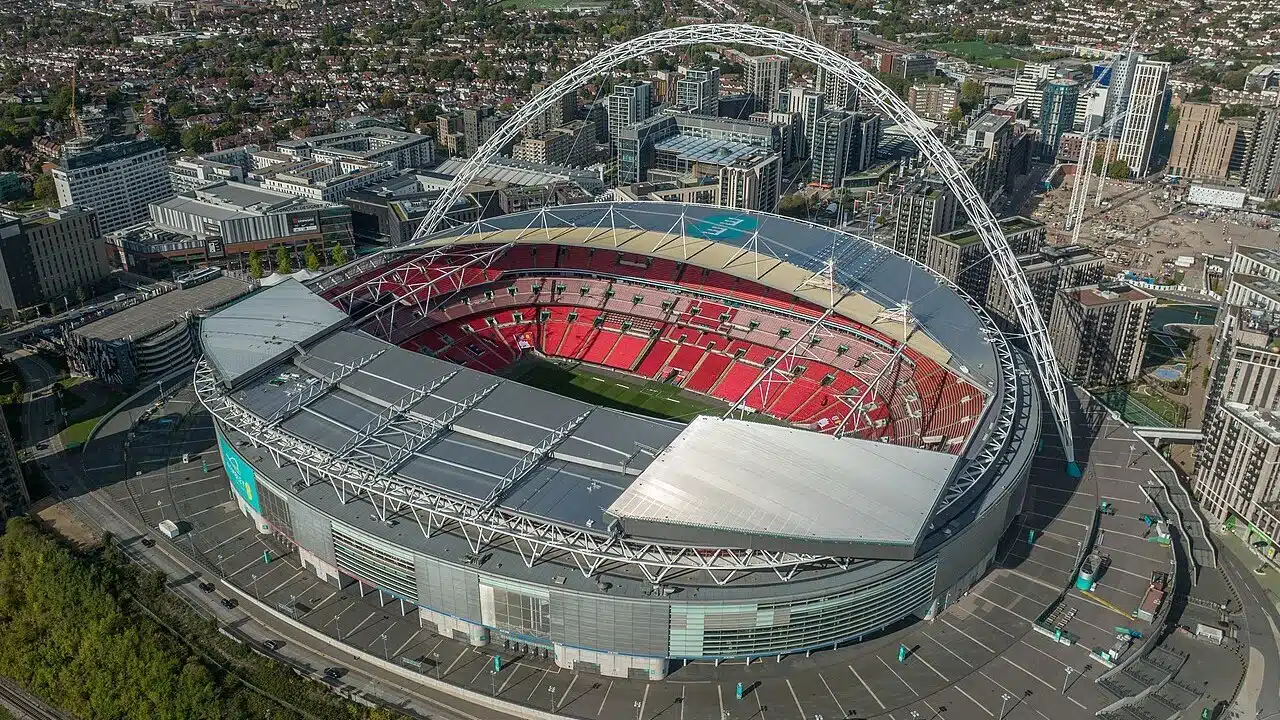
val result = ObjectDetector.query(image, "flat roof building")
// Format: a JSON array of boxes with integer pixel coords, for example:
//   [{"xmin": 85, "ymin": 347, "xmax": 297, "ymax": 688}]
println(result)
[
  {"xmin": 0, "ymin": 206, "xmax": 111, "ymax": 317},
  {"xmin": 64, "ymin": 272, "xmax": 251, "ymax": 386},
  {"xmin": 53, "ymin": 138, "xmax": 173, "ymax": 234},
  {"xmin": 276, "ymin": 127, "xmax": 434, "ymax": 171},
  {"xmin": 1049, "ymin": 283, "xmax": 1155, "ymax": 387}
]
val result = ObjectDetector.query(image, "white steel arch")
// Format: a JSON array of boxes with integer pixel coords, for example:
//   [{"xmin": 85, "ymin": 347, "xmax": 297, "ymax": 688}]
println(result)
[{"xmin": 411, "ymin": 23, "xmax": 1078, "ymax": 469}]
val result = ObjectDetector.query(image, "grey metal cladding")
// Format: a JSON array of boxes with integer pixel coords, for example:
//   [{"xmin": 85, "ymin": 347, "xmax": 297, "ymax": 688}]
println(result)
[
  {"xmin": 417, "ymin": 555, "xmax": 482, "ymax": 619},
  {"xmin": 550, "ymin": 591, "xmax": 671, "ymax": 656},
  {"xmin": 932, "ymin": 485, "xmax": 1014, "ymax": 593},
  {"xmin": 289, "ymin": 495, "xmax": 337, "ymax": 567}
]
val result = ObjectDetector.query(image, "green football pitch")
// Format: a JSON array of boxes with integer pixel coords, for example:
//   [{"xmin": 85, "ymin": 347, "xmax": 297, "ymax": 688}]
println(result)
[{"xmin": 507, "ymin": 359, "xmax": 727, "ymax": 422}]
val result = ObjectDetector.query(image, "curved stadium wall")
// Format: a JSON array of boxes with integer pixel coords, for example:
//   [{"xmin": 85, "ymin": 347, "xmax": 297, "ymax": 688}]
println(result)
[{"xmin": 198, "ymin": 205, "xmax": 1042, "ymax": 680}]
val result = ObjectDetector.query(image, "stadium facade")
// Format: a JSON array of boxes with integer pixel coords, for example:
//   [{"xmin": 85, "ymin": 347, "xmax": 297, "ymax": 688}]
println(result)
[{"xmin": 195, "ymin": 203, "xmax": 1041, "ymax": 680}]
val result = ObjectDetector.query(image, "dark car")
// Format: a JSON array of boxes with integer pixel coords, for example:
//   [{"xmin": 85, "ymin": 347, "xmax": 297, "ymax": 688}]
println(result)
[
  {"xmin": 140, "ymin": 538, "xmax": 156, "ymax": 548},
  {"xmin": 220, "ymin": 598, "xmax": 237, "ymax": 609},
  {"xmin": 323, "ymin": 667, "xmax": 345, "ymax": 680},
  {"xmin": 262, "ymin": 640, "xmax": 282, "ymax": 651},
  {"xmin": 198, "ymin": 582, "xmax": 216, "ymax": 593}
]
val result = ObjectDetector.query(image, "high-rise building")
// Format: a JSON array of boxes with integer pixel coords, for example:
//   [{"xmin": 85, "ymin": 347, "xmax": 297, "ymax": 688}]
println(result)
[
  {"xmin": 614, "ymin": 113, "xmax": 784, "ymax": 186},
  {"xmin": 1244, "ymin": 108, "xmax": 1280, "ymax": 199},
  {"xmin": 513, "ymin": 131, "xmax": 574, "ymax": 166},
  {"xmin": 1039, "ymin": 80, "xmax": 1079, "ymax": 161},
  {"xmin": 815, "ymin": 66, "xmax": 859, "ymax": 110},
  {"xmin": 1194, "ymin": 245, "xmax": 1280, "ymax": 532},
  {"xmin": 1049, "ymin": 283, "xmax": 1155, "ymax": 387},
  {"xmin": 1102, "ymin": 51, "xmax": 1140, "ymax": 137},
  {"xmin": 677, "ymin": 67, "xmax": 721, "ymax": 116},
  {"xmin": 927, "ymin": 216, "xmax": 1057, "ymax": 324},
  {"xmin": 811, "ymin": 111, "xmax": 881, "ymax": 188},
  {"xmin": 718, "ymin": 152, "xmax": 782, "ymax": 213},
  {"xmin": 743, "ymin": 55, "xmax": 790, "ymax": 113},
  {"xmin": 886, "ymin": 180, "xmax": 957, "ymax": 262},
  {"xmin": 1168, "ymin": 103, "xmax": 1244, "ymax": 181},
  {"xmin": 52, "ymin": 139, "xmax": 172, "ymax": 234},
  {"xmin": 965, "ymin": 113, "xmax": 1014, "ymax": 193},
  {"xmin": 1014, "ymin": 63, "xmax": 1055, "ymax": 120},
  {"xmin": 525, "ymin": 87, "xmax": 579, "ymax": 136},
  {"xmin": 1115, "ymin": 60, "xmax": 1170, "ymax": 177},
  {"xmin": 0, "ymin": 206, "xmax": 110, "ymax": 314},
  {"xmin": 890, "ymin": 54, "xmax": 937, "ymax": 80},
  {"xmin": 461, "ymin": 106, "xmax": 495, "ymax": 158},
  {"xmin": 986, "ymin": 243, "xmax": 1102, "ymax": 334},
  {"xmin": 0, "ymin": 416, "xmax": 25, "ymax": 524},
  {"xmin": 607, "ymin": 81, "xmax": 654, "ymax": 144},
  {"xmin": 780, "ymin": 86, "xmax": 825, "ymax": 159}
]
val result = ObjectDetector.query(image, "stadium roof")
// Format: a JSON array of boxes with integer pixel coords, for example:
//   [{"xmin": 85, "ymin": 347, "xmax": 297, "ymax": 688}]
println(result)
[
  {"xmin": 416, "ymin": 202, "xmax": 1001, "ymax": 389},
  {"xmin": 200, "ymin": 279, "xmax": 349, "ymax": 388},
  {"xmin": 72, "ymin": 276, "xmax": 250, "ymax": 344},
  {"xmin": 606, "ymin": 416, "xmax": 957, "ymax": 557}
]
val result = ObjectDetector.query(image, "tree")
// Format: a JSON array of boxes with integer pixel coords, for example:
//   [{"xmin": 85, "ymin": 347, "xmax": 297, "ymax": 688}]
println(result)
[
  {"xmin": 275, "ymin": 245, "xmax": 292, "ymax": 274},
  {"xmin": 303, "ymin": 243, "xmax": 321, "ymax": 271},
  {"xmin": 330, "ymin": 243, "xmax": 349, "ymax": 266},
  {"xmin": 33, "ymin": 173, "xmax": 55, "ymax": 202},
  {"xmin": 247, "ymin": 249, "xmax": 264, "ymax": 279},
  {"xmin": 946, "ymin": 107, "xmax": 965, "ymax": 125},
  {"xmin": 1106, "ymin": 159, "xmax": 1130, "ymax": 179},
  {"xmin": 777, "ymin": 193, "xmax": 814, "ymax": 219},
  {"xmin": 10, "ymin": 380, "xmax": 20, "ymax": 398},
  {"xmin": 959, "ymin": 79, "xmax": 984, "ymax": 112},
  {"xmin": 168, "ymin": 99, "xmax": 195, "ymax": 119}
]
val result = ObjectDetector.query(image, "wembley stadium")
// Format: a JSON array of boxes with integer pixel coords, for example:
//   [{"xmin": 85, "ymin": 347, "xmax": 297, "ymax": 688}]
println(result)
[{"xmin": 194, "ymin": 201, "xmax": 1041, "ymax": 681}]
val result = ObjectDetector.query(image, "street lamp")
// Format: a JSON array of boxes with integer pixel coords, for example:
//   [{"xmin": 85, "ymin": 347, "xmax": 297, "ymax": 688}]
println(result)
[
  {"xmin": 217, "ymin": 553, "xmax": 225, "ymax": 577},
  {"xmin": 250, "ymin": 573, "xmax": 259, "ymax": 599},
  {"xmin": 1063, "ymin": 665, "xmax": 1074, "ymax": 694},
  {"xmin": 335, "ymin": 614, "xmax": 343, "ymax": 641},
  {"xmin": 381, "ymin": 632, "xmax": 389, "ymax": 660},
  {"xmin": 634, "ymin": 699, "xmax": 643, "ymax": 720},
  {"xmin": 548, "ymin": 685, "xmax": 557, "ymax": 711},
  {"xmin": 999, "ymin": 693, "xmax": 1011, "ymax": 720},
  {"xmin": 434, "ymin": 652, "xmax": 441, "ymax": 680},
  {"xmin": 1127, "ymin": 443, "xmax": 1137, "ymax": 467},
  {"xmin": 490, "ymin": 669, "xmax": 497, "ymax": 697}
]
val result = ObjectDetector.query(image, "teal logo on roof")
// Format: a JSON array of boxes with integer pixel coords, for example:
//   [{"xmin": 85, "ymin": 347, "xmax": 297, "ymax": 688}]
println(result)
[{"xmin": 688, "ymin": 213, "xmax": 757, "ymax": 242}]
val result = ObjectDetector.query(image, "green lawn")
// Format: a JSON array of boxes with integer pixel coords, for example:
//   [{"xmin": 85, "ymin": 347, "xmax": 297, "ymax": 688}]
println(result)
[
  {"xmin": 1095, "ymin": 386, "xmax": 1187, "ymax": 427},
  {"xmin": 508, "ymin": 359, "xmax": 726, "ymax": 422},
  {"xmin": 60, "ymin": 414, "xmax": 102, "ymax": 447},
  {"xmin": 926, "ymin": 41, "xmax": 1027, "ymax": 69}
]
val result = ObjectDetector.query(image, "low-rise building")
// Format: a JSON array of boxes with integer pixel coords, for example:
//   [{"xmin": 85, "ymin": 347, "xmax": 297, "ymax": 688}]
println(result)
[{"xmin": 63, "ymin": 270, "xmax": 250, "ymax": 386}]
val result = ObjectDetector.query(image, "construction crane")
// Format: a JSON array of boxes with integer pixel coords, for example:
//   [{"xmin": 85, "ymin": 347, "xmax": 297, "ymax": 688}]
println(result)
[
  {"xmin": 1062, "ymin": 29, "xmax": 1142, "ymax": 246},
  {"xmin": 800, "ymin": 0, "xmax": 816, "ymax": 42}
]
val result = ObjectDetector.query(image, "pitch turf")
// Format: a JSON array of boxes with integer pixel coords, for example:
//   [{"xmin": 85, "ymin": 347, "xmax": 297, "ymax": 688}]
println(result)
[{"xmin": 508, "ymin": 359, "xmax": 726, "ymax": 422}]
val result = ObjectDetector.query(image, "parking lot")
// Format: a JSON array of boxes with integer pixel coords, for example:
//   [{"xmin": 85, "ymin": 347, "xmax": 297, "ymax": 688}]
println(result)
[{"xmin": 78, "ymin": 383, "xmax": 1239, "ymax": 720}]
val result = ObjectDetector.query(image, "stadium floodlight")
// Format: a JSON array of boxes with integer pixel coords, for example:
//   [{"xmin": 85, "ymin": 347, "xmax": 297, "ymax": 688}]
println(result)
[{"xmin": 409, "ymin": 24, "xmax": 1078, "ymax": 473}]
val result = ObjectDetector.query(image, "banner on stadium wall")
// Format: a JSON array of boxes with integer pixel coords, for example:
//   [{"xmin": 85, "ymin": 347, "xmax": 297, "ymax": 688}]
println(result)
[{"xmin": 219, "ymin": 434, "xmax": 262, "ymax": 513}]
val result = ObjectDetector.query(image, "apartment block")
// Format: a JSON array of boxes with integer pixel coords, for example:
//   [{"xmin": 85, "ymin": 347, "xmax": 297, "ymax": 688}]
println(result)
[
  {"xmin": 0, "ymin": 206, "xmax": 110, "ymax": 315},
  {"xmin": 53, "ymin": 139, "xmax": 173, "ymax": 233},
  {"xmin": 1168, "ymin": 103, "xmax": 1243, "ymax": 182},
  {"xmin": 1049, "ymin": 283, "xmax": 1155, "ymax": 387}
]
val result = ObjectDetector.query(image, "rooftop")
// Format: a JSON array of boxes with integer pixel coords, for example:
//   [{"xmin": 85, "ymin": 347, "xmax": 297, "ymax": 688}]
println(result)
[
  {"xmin": 71, "ymin": 276, "xmax": 251, "ymax": 344},
  {"xmin": 1225, "ymin": 401, "xmax": 1280, "ymax": 445},
  {"xmin": 653, "ymin": 134, "xmax": 759, "ymax": 166},
  {"xmin": 935, "ymin": 216, "xmax": 1043, "ymax": 247},
  {"xmin": 606, "ymin": 416, "xmax": 956, "ymax": 555},
  {"xmin": 1066, "ymin": 283, "xmax": 1155, "ymax": 307},
  {"xmin": 1239, "ymin": 245, "xmax": 1280, "ymax": 273}
]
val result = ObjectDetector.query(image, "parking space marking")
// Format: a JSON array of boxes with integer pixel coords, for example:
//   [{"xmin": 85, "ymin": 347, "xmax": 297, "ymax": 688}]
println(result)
[
  {"xmin": 443, "ymin": 645, "xmax": 470, "ymax": 678},
  {"xmin": 921, "ymin": 631, "xmax": 973, "ymax": 667},
  {"xmin": 818, "ymin": 672, "xmax": 844, "ymax": 716},
  {"xmin": 1000, "ymin": 655, "xmax": 1087, "ymax": 709},
  {"xmin": 877, "ymin": 655, "xmax": 918, "ymax": 696},
  {"xmin": 301, "ymin": 589, "xmax": 338, "ymax": 617},
  {"xmin": 940, "ymin": 617, "xmax": 996, "ymax": 653},
  {"xmin": 785, "ymin": 678, "xmax": 805, "ymax": 719},
  {"xmin": 912, "ymin": 651, "xmax": 949, "ymax": 682},
  {"xmin": 638, "ymin": 682, "xmax": 649, "ymax": 720},
  {"xmin": 209, "ymin": 526, "xmax": 252, "ymax": 553},
  {"xmin": 849, "ymin": 665, "xmax": 884, "ymax": 709},
  {"xmin": 754, "ymin": 682, "xmax": 767, "ymax": 719},
  {"xmin": 979, "ymin": 670, "xmax": 1052, "ymax": 720},
  {"xmin": 971, "ymin": 591, "xmax": 1035, "ymax": 624},
  {"xmin": 266, "ymin": 569, "xmax": 305, "ymax": 597},
  {"xmin": 954, "ymin": 684, "xmax": 995, "ymax": 717},
  {"xmin": 598, "ymin": 681, "xmax": 613, "ymax": 718},
  {"xmin": 392, "ymin": 628, "xmax": 422, "ymax": 658}
]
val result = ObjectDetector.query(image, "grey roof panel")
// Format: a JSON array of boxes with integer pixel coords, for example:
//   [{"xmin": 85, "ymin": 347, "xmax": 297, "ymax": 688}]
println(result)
[
  {"xmin": 201, "ymin": 279, "xmax": 348, "ymax": 389},
  {"xmin": 606, "ymin": 416, "xmax": 958, "ymax": 548}
]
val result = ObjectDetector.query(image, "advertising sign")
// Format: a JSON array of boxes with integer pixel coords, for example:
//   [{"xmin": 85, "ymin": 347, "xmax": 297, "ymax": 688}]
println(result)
[{"xmin": 219, "ymin": 433, "xmax": 262, "ymax": 512}]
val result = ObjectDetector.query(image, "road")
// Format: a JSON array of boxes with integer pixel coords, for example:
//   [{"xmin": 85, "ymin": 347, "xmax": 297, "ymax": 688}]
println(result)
[
  {"xmin": 8, "ymin": 353, "xmax": 514, "ymax": 720},
  {"xmin": 1218, "ymin": 545, "xmax": 1280, "ymax": 719}
]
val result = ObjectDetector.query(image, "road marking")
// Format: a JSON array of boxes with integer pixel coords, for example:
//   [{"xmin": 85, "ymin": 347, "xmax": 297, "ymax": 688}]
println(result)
[
  {"xmin": 786, "ymin": 678, "xmax": 805, "ymax": 718},
  {"xmin": 638, "ymin": 682, "xmax": 649, "ymax": 720},
  {"xmin": 345, "ymin": 610, "xmax": 379, "ymax": 639},
  {"xmin": 301, "ymin": 589, "xmax": 338, "ymax": 617},
  {"xmin": 679, "ymin": 685, "xmax": 685, "ymax": 720},
  {"xmin": 912, "ymin": 651, "xmax": 949, "ymax": 682},
  {"xmin": 940, "ymin": 617, "xmax": 996, "ymax": 653},
  {"xmin": 922, "ymin": 631, "xmax": 973, "ymax": 667},
  {"xmin": 979, "ymin": 670, "xmax": 1052, "ymax": 720},
  {"xmin": 472, "ymin": 656, "xmax": 494, "ymax": 685},
  {"xmin": 443, "ymin": 645, "xmax": 470, "ymax": 678},
  {"xmin": 207, "ymin": 526, "xmax": 252, "ymax": 553},
  {"xmin": 849, "ymin": 665, "xmax": 885, "ymax": 709},
  {"xmin": 392, "ymin": 628, "xmax": 422, "ymax": 658},
  {"xmin": 1000, "ymin": 656, "xmax": 1087, "ymax": 709},
  {"xmin": 965, "ymin": 602, "xmax": 1021, "ymax": 637},
  {"xmin": 878, "ymin": 655, "xmax": 918, "ymax": 696},
  {"xmin": 598, "ymin": 681, "xmax": 613, "ymax": 717},
  {"xmin": 265, "ymin": 569, "xmax": 304, "ymax": 597},
  {"xmin": 754, "ymin": 682, "xmax": 767, "ymax": 719},
  {"xmin": 954, "ymin": 684, "xmax": 995, "ymax": 717},
  {"xmin": 718, "ymin": 683, "xmax": 725, "ymax": 719},
  {"xmin": 818, "ymin": 672, "xmax": 844, "ymax": 715},
  {"xmin": 558, "ymin": 674, "xmax": 578, "ymax": 710}
]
